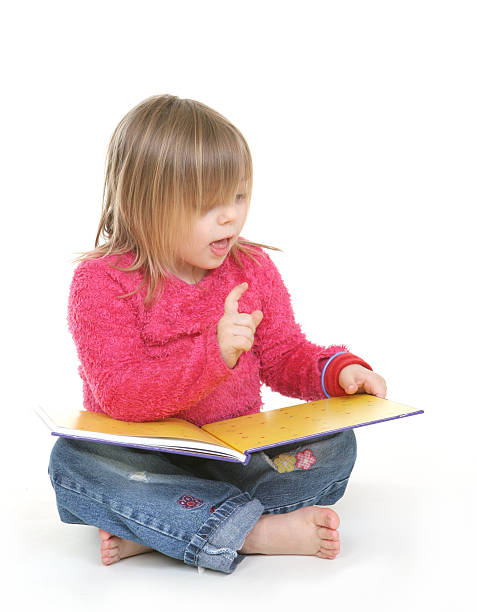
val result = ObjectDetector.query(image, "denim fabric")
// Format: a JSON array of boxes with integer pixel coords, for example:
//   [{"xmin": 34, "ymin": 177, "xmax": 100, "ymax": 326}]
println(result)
[{"xmin": 48, "ymin": 429, "xmax": 357, "ymax": 574}]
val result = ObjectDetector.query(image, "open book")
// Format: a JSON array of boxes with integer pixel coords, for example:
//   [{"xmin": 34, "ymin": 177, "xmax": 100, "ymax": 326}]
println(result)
[{"xmin": 36, "ymin": 394, "xmax": 423, "ymax": 464}]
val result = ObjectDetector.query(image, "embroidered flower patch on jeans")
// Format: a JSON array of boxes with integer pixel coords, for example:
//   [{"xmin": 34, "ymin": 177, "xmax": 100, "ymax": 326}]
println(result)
[
  {"xmin": 270, "ymin": 449, "xmax": 317, "ymax": 473},
  {"xmin": 177, "ymin": 494, "xmax": 203, "ymax": 509},
  {"xmin": 272, "ymin": 453, "xmax": 297, "ymax": 473},
  {"xmin": 295, "ymin": 449, "xmax": 317, "ymax": 470}
]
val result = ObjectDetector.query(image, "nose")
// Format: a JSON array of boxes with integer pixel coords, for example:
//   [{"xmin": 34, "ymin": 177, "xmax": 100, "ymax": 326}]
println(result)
[{"xmin": 217, "ymin": 202, "xmax": 237, "ymax": 224}]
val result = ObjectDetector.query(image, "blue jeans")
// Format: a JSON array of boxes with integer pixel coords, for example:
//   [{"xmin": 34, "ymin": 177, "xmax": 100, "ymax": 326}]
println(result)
[{"xmin": 48, "ymin": 429, "xmax": 357, "ymax": 574}]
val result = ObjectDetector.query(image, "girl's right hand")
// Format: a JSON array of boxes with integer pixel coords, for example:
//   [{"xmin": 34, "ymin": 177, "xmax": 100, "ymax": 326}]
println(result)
[{"xmin": 217, "ymin": 282, "xmax": 263, "ymax": 369}]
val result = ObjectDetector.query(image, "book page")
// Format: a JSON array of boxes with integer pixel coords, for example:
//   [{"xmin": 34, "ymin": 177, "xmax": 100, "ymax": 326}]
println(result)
[
  {"xmin": 41, "ymin": 406, "xmax": 231, "ymax": 449},
  {"xmin": 203, "ymin": 395, "xmax": 421, "ymax": 454}
]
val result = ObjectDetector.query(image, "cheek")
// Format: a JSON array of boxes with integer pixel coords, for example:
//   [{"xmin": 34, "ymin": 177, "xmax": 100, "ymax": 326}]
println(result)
[
  {"xmin": 240, "ymin": 206, "xmax": 250, "ymax": 224},
  {"xmin": 184, "ymin": 220, "xmax": 207, "ymax": 245}
]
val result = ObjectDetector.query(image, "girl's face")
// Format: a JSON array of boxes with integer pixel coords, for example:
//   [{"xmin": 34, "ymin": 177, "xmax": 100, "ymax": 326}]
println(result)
[{"xmin": 173, "ymin": 186, "xmax": 250, "ymax": 284}]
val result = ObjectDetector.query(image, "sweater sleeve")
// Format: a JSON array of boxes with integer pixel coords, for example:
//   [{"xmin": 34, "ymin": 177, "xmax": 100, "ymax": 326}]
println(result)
[
  {"xmin": 320, "ymin": 351, "xmax": 373, "ymax": 397},
  {"xmin": 67, "ymin": 261, "xmax": 233, "ymax": 422},
  {"xmin": 253, "ymin": 251, "xmax": 366, "ymax": 401}
]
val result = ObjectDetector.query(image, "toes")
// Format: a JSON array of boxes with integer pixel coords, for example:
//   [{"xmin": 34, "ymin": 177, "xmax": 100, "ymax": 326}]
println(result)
[
  {"xmin": 321, "ymin": 540, "xmax": 340, "ymax": 553},
  {"xmin": 314, "ymin": 507, "xmax": 340, "ymax": 530},
  {"xmin": 323, "ymin": 509, "xmax": 340, "ymax": 530},
  {"xmin": 99, "ymin": 530, "xmax": 122, "ymax": 565},
  {"xmin": 102, "ymin": 545, "xmax": 119, "ymax": 555},
  {"xmin": 101, "ymin": 549, "xmax": 116, "ymax": 561},
  {"xmin": 316, "ymin": 550, "xmax": 338, "ymax": 560},
  {"xmin": 318, "ymin": 527, "xmax": 339, "ymax": 541},
  {"xmin": 101, "ymin": 549, "xmax": 120, "ymax": 565},
  {"xmin": 102, "ymin": 556, "xmax": 117, "ymax": 566},
  {"xmin": 98, "ymin": 529, "xmax": 113, "ymax": 541},
  {"xmin": 102, "ymin": 544, "xmax": 119, "ymax": 556}
]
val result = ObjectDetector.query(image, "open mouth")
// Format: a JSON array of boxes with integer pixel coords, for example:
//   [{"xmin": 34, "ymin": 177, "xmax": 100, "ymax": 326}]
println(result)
[
  {"xmin": 209, "ymin": 237, "xmax": 232, "ymax": 255},
  {"xmin": 210, "ymin": 237, "xmax": 230, "ymax": 248}
]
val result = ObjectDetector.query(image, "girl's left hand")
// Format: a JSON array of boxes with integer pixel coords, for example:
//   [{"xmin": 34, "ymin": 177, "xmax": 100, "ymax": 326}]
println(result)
[{"xmin": 338, "ymin": 364, "xmax": 387, "ymax": 399}]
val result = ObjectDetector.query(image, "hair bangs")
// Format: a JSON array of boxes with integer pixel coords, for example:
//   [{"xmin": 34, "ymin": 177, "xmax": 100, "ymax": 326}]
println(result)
[{"xmin": 177, "ymin": 104, "xmax": 253, "ymax": 216}]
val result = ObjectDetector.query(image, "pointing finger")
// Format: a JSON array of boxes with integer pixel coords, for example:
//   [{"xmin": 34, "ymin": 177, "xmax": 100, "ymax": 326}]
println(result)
[{"xmin": 224, "ymin": 282, "xmax": 248, "ymax": 314}]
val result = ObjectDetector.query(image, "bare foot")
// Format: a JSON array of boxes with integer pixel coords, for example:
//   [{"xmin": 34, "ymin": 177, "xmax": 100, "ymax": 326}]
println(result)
[
  {"xmin": 98, "ymin": 529, "xmax": 153, "ymax": 566},
  {"xmin": 238, "ymin": 506, "xmax": 341, "ymax": 559}
]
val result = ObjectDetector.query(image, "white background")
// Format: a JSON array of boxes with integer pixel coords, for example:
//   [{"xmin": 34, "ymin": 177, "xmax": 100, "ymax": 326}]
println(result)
[{"xmin": 3, "ymin": 1, "xmax": 476, "ymax": 610}]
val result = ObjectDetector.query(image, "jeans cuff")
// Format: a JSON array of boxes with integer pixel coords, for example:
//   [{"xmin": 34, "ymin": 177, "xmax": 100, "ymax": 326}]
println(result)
[{"xmin": 184, "ymin": 492, "xmax": 264, "ymax": 574}]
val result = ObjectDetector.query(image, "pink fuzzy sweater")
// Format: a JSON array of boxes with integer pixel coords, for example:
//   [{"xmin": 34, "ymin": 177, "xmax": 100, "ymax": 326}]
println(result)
[{"xmin": 67, "ymin": 241, "xmax": 371, "ymax": 426}]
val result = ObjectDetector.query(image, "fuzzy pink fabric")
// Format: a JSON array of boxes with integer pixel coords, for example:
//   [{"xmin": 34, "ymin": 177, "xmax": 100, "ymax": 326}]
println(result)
[{"xmin": 67, "ymin": 240, "xmax": 360, "ymax": 426}]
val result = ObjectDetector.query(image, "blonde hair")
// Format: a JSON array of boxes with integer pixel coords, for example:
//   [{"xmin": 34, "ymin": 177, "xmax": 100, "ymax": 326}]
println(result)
[{"xmin": 71, "ymin": 94, "xmax": 282, "ymax": 307}]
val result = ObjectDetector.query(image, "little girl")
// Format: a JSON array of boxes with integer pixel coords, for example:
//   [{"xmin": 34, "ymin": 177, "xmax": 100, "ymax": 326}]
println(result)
[{"xmin": 48, "ymin": 94, "xmax": 387, "ymax": 575}]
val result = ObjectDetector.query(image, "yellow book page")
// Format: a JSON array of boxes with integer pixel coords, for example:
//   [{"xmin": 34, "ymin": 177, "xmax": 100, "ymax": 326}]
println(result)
[
  {"xmin": 203, "ymin": 395, "xmax": 418, "ymax": 454},
  {"xmin": 45, "ymin": 406, "xmax": 231, "ymax": 449}
]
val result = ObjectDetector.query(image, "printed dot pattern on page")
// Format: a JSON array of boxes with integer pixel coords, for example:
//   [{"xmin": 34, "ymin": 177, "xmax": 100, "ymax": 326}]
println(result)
[{"xmin": 202, "ymin": 395, "xmax": 409, "ymax": 455}]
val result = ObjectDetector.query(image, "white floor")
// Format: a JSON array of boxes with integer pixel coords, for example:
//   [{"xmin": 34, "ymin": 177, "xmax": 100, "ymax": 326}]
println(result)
[{"xmin": 8, "ymin": 390, "xmax": 475, "ymax": 612}]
